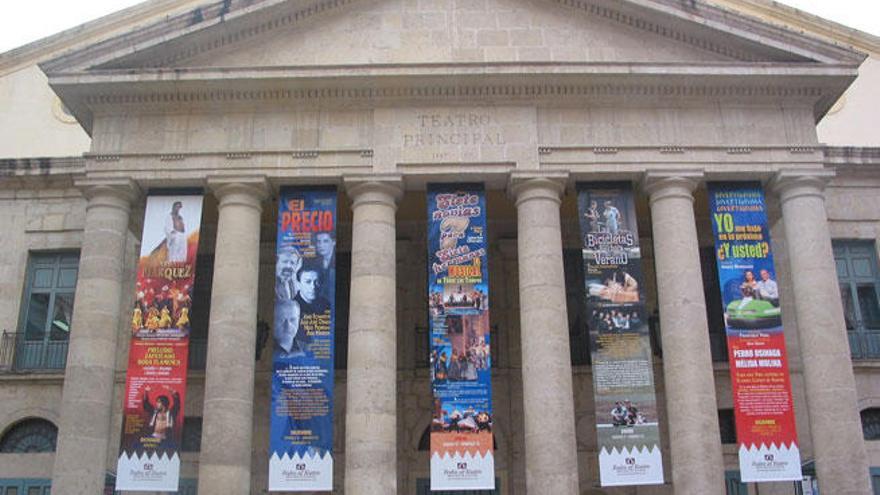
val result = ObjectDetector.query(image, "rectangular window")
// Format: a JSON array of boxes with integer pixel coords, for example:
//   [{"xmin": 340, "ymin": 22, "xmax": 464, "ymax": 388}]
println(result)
[
  {"xmin": 833, "ymin": 241, "xmax": 880, "ymax": 359},
  {"xmin": 12, "ymin": 253, "xmax": 79, "ymax": 371},
  {"xmin": 871, "ymin": 467, "xmax": 880, "ymax": 495},
  {"xmin": 0, "ymin": 480, "xmax": 50, "ymax": 495}
]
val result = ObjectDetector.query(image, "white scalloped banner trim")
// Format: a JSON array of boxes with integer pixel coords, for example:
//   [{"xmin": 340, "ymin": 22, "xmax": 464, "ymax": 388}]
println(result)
[
  {"xmin": 431, "ymin": 450, "xmax": 495, "ymax": 491},
  {"xmin": 599, "ymin": 445, "xmax": 664, "ymax": 487},
  {"xmin": 739, "ymin": 442, "xmax": 802, "ymax": 482},
  {"xmin": 115, "ymin": 451, "xmax": 181, "ymax": 492}
]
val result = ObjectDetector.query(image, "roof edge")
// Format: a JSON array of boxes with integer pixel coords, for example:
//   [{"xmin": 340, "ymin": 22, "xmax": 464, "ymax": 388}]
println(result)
[
  {"xmin": 0, "ymin": 0, "xmax": 210, "ymax": 77},
  {"xmin": 707, "ymin": 0, "xmax": 880, "ymax": 56}
]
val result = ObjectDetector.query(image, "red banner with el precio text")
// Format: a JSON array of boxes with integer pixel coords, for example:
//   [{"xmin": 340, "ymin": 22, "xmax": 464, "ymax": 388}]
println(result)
[
  {"xmin": 116, "ymin": 194, "xmax": 204, "ymax": 492},
  {"xmin": 709, "ymin": 183, "xmax": 801, "ymax": 482}
]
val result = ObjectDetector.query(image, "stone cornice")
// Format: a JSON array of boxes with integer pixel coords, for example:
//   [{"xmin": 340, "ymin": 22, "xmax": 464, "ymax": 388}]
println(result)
[
  {"xmin": 6, "ymin": 147, "xmax": 874, "ymax": 191},
  {"xmin": 612, "ymin": 0, "xmax": 865, "ymax": 64},
  {"xmin": 40, "ymin": 0, "xmax": 338, "ymax": 73},
  {"xmin": 0, "ymin": 157, "xmax": 86, "ymax": 190},
  {"xmin": 75, "ymin": 79, "xmax": 832, "ymax": 104},
  {"xmin": 38, "ymin": 0, "xmax": 280, "ymax": 74},
  {"xmin": 823, "ymin": 146, "xmax": 880, "ymax": 167},
  {"xmin": 707, "ymin": 0, "xmax": 880, "ymax": 56},
  {"xmin": 0, "ymin": 0, "xmax": 211, "ymax": 76},
  {"xmin": 51, "ymin": 60, "xmax": 861, "ymax": 85},
  {"xmin": 49, "ymin": 62, "xmax": 856, "ymax": 134}
]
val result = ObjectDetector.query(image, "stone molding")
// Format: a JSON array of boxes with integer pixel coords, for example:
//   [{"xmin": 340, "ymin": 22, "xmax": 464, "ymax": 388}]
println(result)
[
  {"xmin": 344, "ymin": 175, "xmax": 405, "ymax": 210},
  {"xmin": 507, "ymin": 171, "xmax": 569, "ymax": 207},
  {"xmin": 206, "ymin": 175, "xmax": 271, "ymax": 212},
  {"xmin": 554, "ymin": 0, "xmax": 758, "ymax": 63},
  {"xmin": 144, "ymin": 0, "xmax": 357, "ymax": 70},
  {"xmin": 642, "ymin": 169, "xmax": 704, "ymax": 205},
  {"xmin": 771, "ymin": 168, "xmax": 835, "ymax": 205},
  {"xmin": 53, "ymin": 65, "xmax": 850, "ymax": 134},
  {"xmin": 538, "ymin": 144, "xmax": 822, "ymax": 156},
  {"xmin": 74, "ymin": 178, "xmax": 141, "ymax": 213},
  {"xmin": 824, "ymin": 146, "xmax": 880, "ymax": 167},
  {"xmin": 78, "ymin": 79, "xmax": 829, "ymax": 108},
  {"xmin": 708, "ymin": 0, "xmax": 880, "ymax": 56},
  {"xmin": 0, "ymin": 157, "xmax": 86, "ymax": 190}
]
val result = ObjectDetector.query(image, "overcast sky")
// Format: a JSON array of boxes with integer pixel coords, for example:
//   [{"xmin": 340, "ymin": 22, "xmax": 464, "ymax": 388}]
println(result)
[{"xmin": 0, "ymin": 0, "xmax": 878, "ymax": 54}]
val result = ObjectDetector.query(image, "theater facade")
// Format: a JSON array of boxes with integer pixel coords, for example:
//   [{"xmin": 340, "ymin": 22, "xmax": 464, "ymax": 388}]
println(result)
[{"xmin": 2, "ymin": 0, "xmax": 880, "ymax": 494}]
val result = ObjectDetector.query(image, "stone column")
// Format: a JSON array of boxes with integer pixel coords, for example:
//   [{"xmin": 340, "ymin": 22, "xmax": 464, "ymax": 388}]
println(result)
[
  {"xmin": 197, "ymin": 177, "xmax": 269, "ymax": 495},
  {"xmin": 509, "ymin": 174, "xmax": 579, "ymax": 495},
  {"xmin": 643, "ymin": 171, "xmax": 725, "ymax": 494},
  {"xmin": 343, "ymin": 177, "xmax": 403, "ymax": 495},
  {"xmin": 51, "ymin": 180, "xmax": 139, "ymax": 494},
  {"xmin": 773, "ymin": 170, "xmax": 871, "ymax": 494}
]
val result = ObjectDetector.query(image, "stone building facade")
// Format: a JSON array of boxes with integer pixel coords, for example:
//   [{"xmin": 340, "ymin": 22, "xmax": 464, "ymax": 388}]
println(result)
[{"xmin": 1, "ymin": 1, "xmax": 880, "ymax": 494}]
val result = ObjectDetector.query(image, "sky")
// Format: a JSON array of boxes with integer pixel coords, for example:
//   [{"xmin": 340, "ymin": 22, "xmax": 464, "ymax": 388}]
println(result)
[{"xmin": 0, "ymin": 0, "xmax": 878, "ymax": 54}]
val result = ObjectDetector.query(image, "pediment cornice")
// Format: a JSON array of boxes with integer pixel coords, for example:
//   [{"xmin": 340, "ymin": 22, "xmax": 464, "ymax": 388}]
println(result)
[{"xmin": 40, "ymin": 0, "xmax": 864, "ymax": 76}]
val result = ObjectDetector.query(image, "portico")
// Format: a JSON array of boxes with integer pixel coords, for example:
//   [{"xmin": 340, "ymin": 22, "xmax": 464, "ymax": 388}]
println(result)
[{"xmin": 26, "ymin": 0, "xmax": 874, "ymax": 493}]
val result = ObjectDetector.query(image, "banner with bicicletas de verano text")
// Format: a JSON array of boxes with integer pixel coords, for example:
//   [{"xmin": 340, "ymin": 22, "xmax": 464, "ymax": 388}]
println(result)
[{"xmin": 577, "ymin": 183, "xmax": 664, "ymax": 487}]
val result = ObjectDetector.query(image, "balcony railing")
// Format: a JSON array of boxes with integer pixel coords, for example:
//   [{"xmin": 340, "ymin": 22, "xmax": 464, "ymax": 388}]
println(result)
[
  {"xmin": 0, "ymin": 331, "xmax": 69, "ymax": 372},
  {"xmin": 848, "ymin": 331, "xmax": 880, "ymax": 360}
]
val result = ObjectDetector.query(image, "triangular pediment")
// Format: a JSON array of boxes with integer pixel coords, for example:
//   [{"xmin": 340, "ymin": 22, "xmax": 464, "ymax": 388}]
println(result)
[
  {"xmin": 41, "ymin": 0, "xmax": 864, "ymax": 74},
  {"xmin": 128, "ymin": 0, "xmax": 759, "ymax": 68}
]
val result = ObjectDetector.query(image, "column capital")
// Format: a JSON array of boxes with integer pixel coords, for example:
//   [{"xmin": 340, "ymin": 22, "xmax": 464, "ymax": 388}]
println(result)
[
  {"xmin": 771, "ymin": 169, "xmax": 835, "ymax": 205},
  {"xmin": 507, "ymin": 171, "xmax": 568, "ymax": 207},
  {"xmin": 207, "ymin": 175, "xmax": 270, "ymax": 211},
  {"xmin": 74, "ymin": 178, "xmax": 140, "ymax": 211},
  {"xmin": 641, "ymin": 170, "xmax": 704, "ymax": 205},
  {"xmin": 344, "ymin": 174, "xmax": 404, "ymax": 210}
]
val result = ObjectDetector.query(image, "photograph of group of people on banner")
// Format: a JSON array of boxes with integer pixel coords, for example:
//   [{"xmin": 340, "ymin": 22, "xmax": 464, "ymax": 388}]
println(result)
[
  {"xmin": 578, "ymin": 184, "xmax": 664, "ymax": 487},
  {"xmin": 269, "ymin": 188, "xmax": 337, "ymax": 492},
  {"xmin": 709, "ymin": 183, "xmax": 801, "ymax": 483},
  {"xmin": 116, "ymin": 195, "xmax": 204, "ymax": 492},
  {"xmin": 427, "ymin": 184, "xmax": 495, "ymax": 491}
]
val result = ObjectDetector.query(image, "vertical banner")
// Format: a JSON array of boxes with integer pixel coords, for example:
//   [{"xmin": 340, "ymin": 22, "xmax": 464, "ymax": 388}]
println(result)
[
  {"xmin": 577, "ymin": 183, "xmax": 664, "ymax": 487},
  {"xmin": 269, "ymin": 187, "xmax": 337, "ymax": 491},
  {"xmin": 116, "ymin": 194, "xmax": 204, "ymax": 492},
  {"xmin": 427, "ymin": 184, "xmax": 495, "ymax": 491},
  {"xmin": 708, "ymin": 183, "xmax": 801, "ymax": 482}
]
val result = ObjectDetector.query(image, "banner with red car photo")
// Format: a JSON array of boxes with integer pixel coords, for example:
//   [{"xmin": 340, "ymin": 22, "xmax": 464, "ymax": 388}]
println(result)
[
  {"xmin": 116, "ymin": 194, "xmax": 204, "ymax": 492},
  {"xmin": 708, "ymin": 182, "xmax": 802, "ymax": 482}
]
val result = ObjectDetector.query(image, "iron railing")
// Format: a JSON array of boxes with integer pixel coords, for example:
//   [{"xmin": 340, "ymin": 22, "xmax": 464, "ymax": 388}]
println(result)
[
  {"xmin": 848, "ymin": 331, "xmax": 880, "ymax": 360},
  {"xmin": 0, "ymin": 331, "xmax": 69, "ymax": 372}
]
